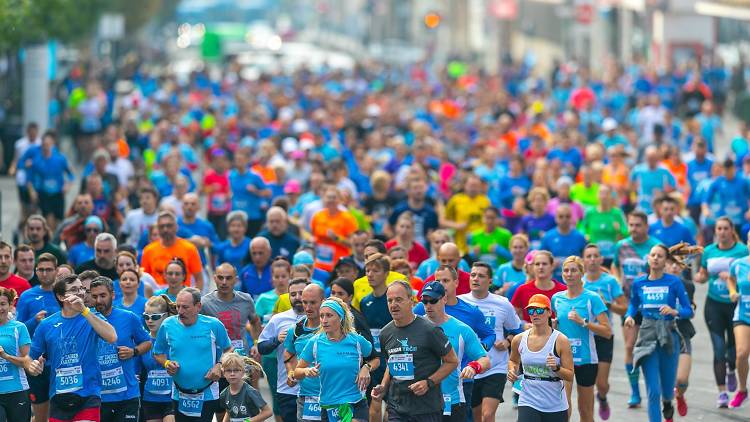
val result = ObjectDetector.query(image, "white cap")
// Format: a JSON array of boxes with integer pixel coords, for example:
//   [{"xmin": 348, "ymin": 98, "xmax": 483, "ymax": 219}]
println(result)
[
  {"xmin": 281, "ymin": 137, "xmax": 299, "ymax": 154},
  {"xmin": 602, "ymin": 118, "xmax": 618, "ymax": 132}
]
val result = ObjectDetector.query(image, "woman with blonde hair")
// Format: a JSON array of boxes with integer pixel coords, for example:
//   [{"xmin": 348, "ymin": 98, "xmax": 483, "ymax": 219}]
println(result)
[{"xmin": 293, "ymin": 297, "xmax": 380, "ymax": 422}]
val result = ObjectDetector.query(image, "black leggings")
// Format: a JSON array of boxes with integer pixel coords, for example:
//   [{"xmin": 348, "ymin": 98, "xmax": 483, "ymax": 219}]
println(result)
[
  {"xmin": 0, "ymin": 390, "xmax": 31, "ymax": 422},
  {"xmin": 704, "ymin": 297, "xmax": 737, "ymax": 386},
  {"xmin": 517, "ymin": 406, "xmax": 567, "ymax": 422}
]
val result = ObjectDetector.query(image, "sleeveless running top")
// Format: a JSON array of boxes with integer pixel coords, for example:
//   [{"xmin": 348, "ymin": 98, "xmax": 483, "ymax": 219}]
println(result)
[{"xmin": 517, "ymin": 329, "xmax": 568, "ymax": 413}]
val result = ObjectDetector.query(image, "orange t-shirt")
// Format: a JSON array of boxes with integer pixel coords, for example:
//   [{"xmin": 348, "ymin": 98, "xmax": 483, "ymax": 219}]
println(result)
[
  {"xmin": 141, "ymin": 238, "xmax": 203, "ymax": 287},
  {"xmin": 310, "ymin": 209, "xmax": 358, "ymax": 272},
  {"xmin": 662, "ymin": 160, "xmax": 687, "ymax": 191}
]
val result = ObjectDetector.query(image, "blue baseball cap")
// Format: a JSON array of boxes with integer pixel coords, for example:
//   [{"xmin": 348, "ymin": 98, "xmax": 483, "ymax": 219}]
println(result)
[
  {"xmin": 293, "ymin": 251, "xmax": 315, "ymax": 266},
  {"xmin": 421, "ymin": 281, "xmax": 445, "ymax": 299}
]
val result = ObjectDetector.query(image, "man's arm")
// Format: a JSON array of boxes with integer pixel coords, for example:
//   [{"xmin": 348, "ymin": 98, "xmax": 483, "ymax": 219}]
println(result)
[{"xmin": 87, "ymin": 311, "xmax": 117, "ymax": 344}]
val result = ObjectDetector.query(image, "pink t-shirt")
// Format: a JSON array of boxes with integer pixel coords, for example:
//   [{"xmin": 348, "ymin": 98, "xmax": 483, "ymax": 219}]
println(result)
[{"xmin": 203, "ymin": 169, "xmax": 230, "ymax": 214}]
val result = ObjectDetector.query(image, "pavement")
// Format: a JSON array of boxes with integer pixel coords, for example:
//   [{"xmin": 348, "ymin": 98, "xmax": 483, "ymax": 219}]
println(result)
[{"xmin": 1, "ymin": 116, "xmax": 748, "ymax": 422}]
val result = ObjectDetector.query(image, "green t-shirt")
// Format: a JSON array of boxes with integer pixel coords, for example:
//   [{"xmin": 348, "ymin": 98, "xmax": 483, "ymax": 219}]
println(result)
[
  {"xmin": 255, "ymin": 290, "xmax": 279, "ymax": 325},
  {"xmin": 468, "ymin": 227, "xmax": 512, "ymax": 265},
  {"xmin": 570, "ymin": 183, "xmax": 601, "ymax": 208},
  {"xmin": 579, "ymin": 207, "xmax": 628, "ymax": 259},
  {"xmin": 613, "ymin": 236, "xmax": 661, "ymax": 288},
  {"xmin": 701, "ymin": 242, "xmax": 749, "ymax": 303}
]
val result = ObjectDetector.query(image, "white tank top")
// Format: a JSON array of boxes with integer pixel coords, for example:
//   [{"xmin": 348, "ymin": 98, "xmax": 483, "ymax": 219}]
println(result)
[{"xmin": 518, "ymin": 329, "xmax": 568, "ymax": 413}]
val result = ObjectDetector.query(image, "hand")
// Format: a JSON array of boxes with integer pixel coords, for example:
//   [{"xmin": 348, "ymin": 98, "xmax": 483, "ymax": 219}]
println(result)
[
  {"xmin": 28, "ymin": 356, "xmax": 45, "ymax": 376},
  {"xmin": 356, "ymin": 366, "xmax": 371, "ymax": 391},
  {"xmin": 659, "ymin": 305, "xmax": 678, "ymax": 317},
  {"xmin": 408, "ymin": 380, "xmax": 429, "ymax": 396},
  {"xmin": 277, "ymin": 330, "xmax": 288, "ymax": 343},
  {"xmin": 306, "ymin": 363, "xmax": 320, "ymax": 378},
  {"xmin": 247, "ymin": 185, "xmax": 258, "ymax": 194},
  {"xmin": 165, "ymin": 360, "xmax": 180, "ymax": 376},
  {"xmin": 371, "ymin": 384, "xmax": 385, "ymax": 401},
  {"xmin": 568, "ymin": 310, "xmax": 583, "ymax": 326},
  {"xmin": 545, "ymin": 353, "xmax": 558, "ymax": 372},
  {"xmin": 507, "ymin": 367, "xmax": 518, "ymax": 383},
  {"xmin": 34, "ymin": 310, "xmax": 47, "ymax": 322},
  {"xmin": 494, "ymin": 339, "xmax": 510, "ymax": 351},
  {"xmin": 204, "ymin": 363, "xmax": 222, "ymax": 382},
  {"xmin": 624, "ymin": 316, "xmax": 635, "ymax": 327},
  {"xmin": 249, "ymin": 346, "xmax": 260, "ymax": 361},
  {"xmin": 0, "ymin": 346, "xmax": 5, "ymax": 357},
  {"xmin": 719, "ymin": 271, "xmax": 730, "ymax": 281},
  {"xmin": 460, "ymin": 366, "xmax": 477, "ymax": 380},
  {"xmin": 117, "ymin": 346, "xmax": 135, "ymax": 360},
  {"xmin": 730, "ymin": 292, "xmax": 740, "ymax": 303},
  {"xmin": 286, "ymin": 372, "xmax": 298, "ymax": 387},
  {"xmin": 64, "ymin": 295, "xmax": 85, "ymax": 314}
]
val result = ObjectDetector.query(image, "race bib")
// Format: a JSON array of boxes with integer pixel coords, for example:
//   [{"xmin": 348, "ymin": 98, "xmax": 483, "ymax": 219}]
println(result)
[
  {"xmin": 326, "ymin": 407, "xmax": 341, "ymax": 422},
  {"xmin": 43, "ymin": 178, "xmax": 60, "ymax": 192},
  {"xmin": 178, "ymin": 391, "xmax": 205, "ymax": 417},
  {"xmin": 101, "ymin": 366, "xmax": 127, "ymax": 394},
  {"xmin": 569, "ymin": 338, "xmax": 582, "ymax": 364},
  {"xmin": 210, "ymin": 194, "xmax": 229, "ymax": 211},
  {"xmin": 387, "ymin": 354, "xmax": 414, "ymax": 380},
  {"xmin": 231, "ymin": 339, "xmax": 245, "ymax": 355},
  {"xmin": 370, "ymin": 329, "xmax": 381, "ymax": 353},
  {"xmin": 145, "ymin": 369, "xmax": 171, "ymax": 395},
  {"xmin": 316, "ymin": 245, "xmax": 334, "ymax": 266},
  {"xmin": 0, "ymin": 358, "xmax": 12, "ymax": 382},
  {"xmin": 55, "ymin": 366, "xmax": 83, "ymax": 394},
  {"xmin": 302, "ymin": 396, "xmax": 322, "ymax": 421},
  {"xmin": 741, "ymin": 295, "xmax": 750, "ymax": 319},
  {"xmin": 443, "ymin": 394, "xmax": 452, "ymax": 416},
  {"xmin": 643, "ymin": 286, "xmax": 669, "ymax": 309}
]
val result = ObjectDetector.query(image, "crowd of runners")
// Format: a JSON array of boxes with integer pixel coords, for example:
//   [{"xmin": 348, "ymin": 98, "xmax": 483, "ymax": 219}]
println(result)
[{"xmin": 0, "ymin": 55, "xmax": 749, "ymax": 422}]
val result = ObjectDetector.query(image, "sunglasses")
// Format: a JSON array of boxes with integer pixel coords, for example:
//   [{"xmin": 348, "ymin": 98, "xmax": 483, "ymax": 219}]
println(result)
[
  {"xmin": 143, "ymin": 313, "xmax": 166, "ymax": 321},
  {"xmin": 421, "ymin": 297, "xmax": 440, "ymax": 305},
  {"xmin": 526, "ymin": 307, "xmax": 546, "ymax": 316}
]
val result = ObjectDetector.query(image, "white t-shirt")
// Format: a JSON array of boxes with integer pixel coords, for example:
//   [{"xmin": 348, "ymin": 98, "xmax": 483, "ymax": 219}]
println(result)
[
  {"xmin": 120, "ymin": 208, "xmax": 158, "ymax": 246},
  {"xmin": 258, "ymin": 309, "xmax": 304, "ymax": 395},
  {"xmin": 106, "ymin": 158, "xmax": 134, "ymax": 188}
]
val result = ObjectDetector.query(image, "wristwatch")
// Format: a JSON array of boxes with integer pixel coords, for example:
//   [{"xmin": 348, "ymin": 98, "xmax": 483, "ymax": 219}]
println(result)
[
  {"xmin": 581, "ymin": 318, "xmax": 589, "ymax": 328},
  {"xmin": 426, "ymin": 378, "xmax": 436, "ymax": 389},
  {"xmin": 133, "ymin": 347, "xmax": 140, "ymax": 357},
  {"xmin": 363, "ymin": 362, "xmax": 372, "ymax": 372}
]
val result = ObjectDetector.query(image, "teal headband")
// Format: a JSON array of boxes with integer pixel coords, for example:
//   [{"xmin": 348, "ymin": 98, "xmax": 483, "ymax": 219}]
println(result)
[{"xmin": 321, "ymin": 299, "xmax": 345, "ymax": 321}]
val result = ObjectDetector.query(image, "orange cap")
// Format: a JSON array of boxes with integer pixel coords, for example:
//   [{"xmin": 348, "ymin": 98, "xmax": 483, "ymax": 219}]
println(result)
[{"xmin": 525, "ymin": 294, "xmax": 551, "ymax": 310}]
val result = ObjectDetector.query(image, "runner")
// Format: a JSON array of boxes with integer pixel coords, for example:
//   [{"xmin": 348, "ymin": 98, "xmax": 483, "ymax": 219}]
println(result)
[
  {"xmin": 152, "ymin": 288, "xmax": 232, "ymax": 422},
  {"xmin": 727, "ymin": 237, "xmax": 750, "ymax": 408},
  {"xmin": 459, "ymin": 262, "xmax": 522, "ymax": 422},
  {"xmin": 507, "ymin": 294, "xmax": 574, "ymax": 422},
  {"xmin": 90, "ymin": 276, "xmax": 152, "ymax": 422},
  {"xmin": 696, "ymin": 217, "xmax": 748, "ymax": 407},
  {"xmin": 551, "ymin": 257, "xmax": 611, "ymax": 422},
  {"xmin": 310, "ymin": 185, "xmax": 358, "ymax": 273},
  {"xmin": 626, "ymin": 245, "xmax": 693, "ymax": 422},
  {"xmin": 26, "ymin": 274, "xmax": 118, "ymax": 422},
  {"xmin": 540, "ymin": 205, "xmax": 587, "ymax": 280},
  {"xmin": 0, "ymin": 287, "xmax": 32, "ymax": 422},
  {"xmin": 113, "ymin": 268, "xmax": 147, "ymax": 315},
  {"xmin": 494, "ymin": 235, "xmax": 529, "ymax": 297},
  {"xmin": 141, "ymin": 210, "xmax": 203, "ymax": 289},
  {"xmin": 421, "ymin": 281, "xmax": 490, "ymax": 421},
  {"xmin": 219, "ymin": 353, "xmax": 272, "ymax": 422},
  {"xmin": 466, "ymin": 207, "xmax": 512, "ymax": 267},
  {"xmin": 510, "ymin": 251, "xmax": 567, "ymax": 324},
  {"xmin": 0, "ymin": 242, "xmax": 30, "ymax": 297},
  {"xmin": 154, "ymin": 258, "xmax": 189, "ymax": 301},
  {"xmin": 581, "ymin": 244, "xmax": 627, "ymax": 419},
  {"xmin": 442, "ymin": 175, "xmax": 491, "ymax": 255},
  {"xmin": 140, "ymin": 295, "xmax": 177, "ymax": 422},
  {"xmin": 212, "ymin": 211, "xmax": 251, "ymax": 271},
  {"xmin": 578, "ymin": 185, "xmax": 628, "ymax": 267},
  {"xmin": 294, "ymin": 297, "xmax": 378, "ymax": 422},
  {"xmin": 372, "ymin": 280, "xmax": 459, "ymax": 422}
]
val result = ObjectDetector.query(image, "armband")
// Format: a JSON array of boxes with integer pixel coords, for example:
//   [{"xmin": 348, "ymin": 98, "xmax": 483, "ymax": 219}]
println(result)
[
  {"xmin": 81, "ymin": 307, "xmax": 90, "ymax": 317},
  {"xmin": 467, "ymin": 361, "xmax": 483, "ymax": 374}
]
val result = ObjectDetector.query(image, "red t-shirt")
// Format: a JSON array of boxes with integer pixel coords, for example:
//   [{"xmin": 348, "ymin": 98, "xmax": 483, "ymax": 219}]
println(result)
[
  {"xmin": 421, "ymin": 269, "xmax": 471, "ymax": 298},
  {"xmin": 385, "ymin": 240, "xmax": 430, "ymax": 270},
  {"xmin": 511, "ymin": 281, "xmax": 568, "ymax": 322},
  {"xmin": 203, "ymin": 169, "xmax": 230, "ymax": 215},
  {"xmin": 0, "ymin": 274, "xmax": 31, "ymax": 298}
]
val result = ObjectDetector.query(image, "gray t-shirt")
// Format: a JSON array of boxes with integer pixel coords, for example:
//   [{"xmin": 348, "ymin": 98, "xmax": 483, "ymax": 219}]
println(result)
[
  {"xmin": 219, "ymin": 383, "xmax": 266, "ymax": 420},
  {"xmin": 380, "ymin": 315, "xmax": 451, "ymax": 415},
  {"xmin": 201, "ymin": 291, "xmax": 257, "ymax": 354}
]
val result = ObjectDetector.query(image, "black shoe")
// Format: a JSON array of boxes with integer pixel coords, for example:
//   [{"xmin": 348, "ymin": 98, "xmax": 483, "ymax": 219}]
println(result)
[{"xmin": 662, "ymin": 400, "xmax": 674, "ymax": 420}]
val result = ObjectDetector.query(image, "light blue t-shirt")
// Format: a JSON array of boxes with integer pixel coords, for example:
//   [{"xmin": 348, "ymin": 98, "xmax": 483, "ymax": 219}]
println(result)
[
  {"xmin": 540, "ymin": 229, "xmax": 587, "ymax": 280},
  {"xmin": 416, "ymin": 258, "xmax": 470, "ymax": 281},
  {"xmin": 551, "ymin": 290, "xmax": 607, "ymax": 365},
  {"xmin": 583, "ymin": 272, "xmax": 623, "ymax": 324},
  {"xmin": 299, "ymin": 332, "xmax": 372, "ymax": 406},
  {"xmin": 229, "ymin": 169, "xmax": 267, "ymax": 220},
  {"xmin": 97, "ymin": 308, "xmax": 151, "ymax": 402},
  {"xmin": 153, "ymin": 314, "xmax": 231, "ymax": 401},
  {"xmin": 0, "ymin": 320, "xmax": 31, "ymax": 393},
  {"xmin": 701, "ymin": 242, "xmax": 749, "ymax": 303},
  {"xmin": 729, "ymin": 259, "xmax": 750, "ymax": 324},
  {"xmin": 283, "ymin": 320, "xmax": 320, "ymax": 397},
  {"xmin": 436, "ymin": 317, "xmax": 487, "ymax": 411},
  {"xmin": 494, "ymin": 262, "xmax": 526, "ymax": 293},
  {"xmin": 629, "ymin": 164, "xmax": 676, "ymax": 213}
]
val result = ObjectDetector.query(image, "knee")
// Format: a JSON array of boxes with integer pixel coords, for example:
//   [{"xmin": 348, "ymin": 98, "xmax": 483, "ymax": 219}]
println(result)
[{"xmin": 737, "ymin": 347, "xmax": 750, "ymax": 361}]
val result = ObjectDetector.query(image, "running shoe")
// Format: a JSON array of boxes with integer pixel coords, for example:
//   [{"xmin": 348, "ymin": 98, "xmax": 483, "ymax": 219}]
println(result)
[
  {"xmin": 675, "ymin": 388, "xmax": 687, "ymax": 417},
  {"xmin": 627, "ymin": 391, "xmax": 641, "ymax": 408},
  {"xmin": 727, "ymin": 371, "xmax": 737, "ymax": 393},
  {"xmin": 662, "ymin": 400, "xmax": 674, "ymax": 421},
  {"xmin": 717, "ymin": 391, "xmax": 730, "ymax": 408},
  {"xmin": 730, "ymin": 390, "xmax": 748, "ymax": 408},
  {"xmin": 597, "ymin": 395, "xmax": 611, "ymax": 420}
]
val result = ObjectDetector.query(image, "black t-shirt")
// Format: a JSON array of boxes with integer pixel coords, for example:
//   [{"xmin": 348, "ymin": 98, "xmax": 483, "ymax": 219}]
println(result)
[
  {"xmin": 35, "ymin": 243, "xmax": 67, "ymax": 266},
  {"xmin": 75, "ymin": 260, "xmax": 118, "ymax": 280},
  {"xmin": 380, "ymin": 315, "xmax": 451, "ymax": 415},
  {"xmin": 220, "ymin": 383, "xmax": 266, "ymax": 420}
]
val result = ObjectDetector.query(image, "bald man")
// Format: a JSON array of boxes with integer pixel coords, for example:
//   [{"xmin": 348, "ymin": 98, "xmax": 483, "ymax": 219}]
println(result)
[
  {"xmin": 178, "ymin": 192, "xmax": 220, "ymax": 266},
  {"xmin": 420, "ymin": 242, "xmax": 471, "ymax": 295},
  {"xmin": 239, "ymin": 237, "xmax": 274, "ymax": 297},
  {"xmin": 258, "ymin": 206, "xmax": 301, "ymax": 259}
]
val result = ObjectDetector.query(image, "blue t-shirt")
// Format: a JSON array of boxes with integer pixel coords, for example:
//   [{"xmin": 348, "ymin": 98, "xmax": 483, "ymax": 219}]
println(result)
[
  {"xmin": 178, "ymin": 217, "xmax": 220, "ymax": 265},
  {"xmin": 97, "ymin": 308, "xmax": 151, "ymax": 402},
  {"xmin": 539, "ymin": 229, "xmax": 587, "ymax": 280},
  {"xmin": 257, "ymin": 230, "xmax": 301, "ymax": 260},
  {"xmin": 495, "ymin": 175, "xmax": 531, "ymax": 210},
  {"xmin": 229, "ymin": 169, "xmax": 267, "ymax": 220},
  {"xmin": 729, "ymin": 259, "xmax": 750, "ymax": 324},
  {"xmin": 213, "ymin": 237, "xmax": 251, "ymax": 271},
  {"xmin": 153, "ymin": 314, "xmax": 231, "ymax": 401},
  {"xmin": 27, "ymin": 148, "xmax": 74, "ymax": 194},
  {"xmin": 701, "ymin": 242, "xmax": 750, "ymax": 303},
  {"xmin": 113, "ymin": 279, "xmax": 146, "ymax": 302},
  {"xmin": 494, "ymin": 262, "xmax": 526, "ymax": 292},
  {"xmin": 436, "ymin": 317, "xmax": 487, "ymax": 410},
  {"xmin": 648, "ymin": 220, "xmax": 695, "ymax": 248},
  {"xmin": 240, "ymin": 264, "xmax": 273, "ymax": 298},
  {"xmin": 551, "ymin": 290, "xmax": 607, "ymax": 365},
  {"xmin": 16, "ymin": 286, "xmax": 61, "ymax": 337},
  {"xmin": 416, "ymin": 258, "xmax": 471, "ymax": 282},
  {"xmin": 113, "ymin": 296, "xmax": 148, "ymax": 320},
  {"xmin": 140, "ymin": 336, "xmax": 173, "ymax": 403},
  {"xmin": 414, "ymin": 299, "xmax": 496, "ymax": 353},
  {"xmin": 360, "ymin": 292, "xmax": 391, "ymax": 375},
  {"xmin": 626, "ymin": 274, "xmax": 693, "ymax": 321},
  {"xmin": 547, "ymin": 147, "xmax": 583, "ymax": 173},
  {"xmin": 583, "ymin": 272, "xmax": 623, "ymax": 324},
  {"xmin": 0, "ymin": 320, "xmax": 31, "ymax": 393},
  {"xmin": 520, "ymin": 214, "xmax": 557, "ymax": 250},
  {"xmin": 613, "ymin": 237, "xmax": 662, "ymax": 289},
  {"xmin": 704, "ymin": 175, "xmax": 750, "ymax": 225},
  {"xmin": 67, "ymin": 243, "xmax": 94, "ymax": 269},
  {"xmin": 686, "ymin": 158, "xmax": 713, "ymax": 206},
  {"xmin": 30, "ymin": 311, "xmax": 107, "ymax": 398},
  {"xmin": 283, "ymin": 320, "xmax": 320, "ymax": 397},
  {"xmin": 629, "ymin": 164, "xmax": 676, "ymax": 213},
  {"xmin": 299, "ymin": 333, "xmax": 372, "ymax": 406}
]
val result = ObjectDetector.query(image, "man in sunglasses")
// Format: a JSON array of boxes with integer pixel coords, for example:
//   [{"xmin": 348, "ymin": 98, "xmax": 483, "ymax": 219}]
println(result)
[
  {"xmin": 75, "ymin": 232, "xmax": 118, "ymax": 280},
  {"xmin": 90, "ymin": 276, "xmax": 152, "ymax": 422}
]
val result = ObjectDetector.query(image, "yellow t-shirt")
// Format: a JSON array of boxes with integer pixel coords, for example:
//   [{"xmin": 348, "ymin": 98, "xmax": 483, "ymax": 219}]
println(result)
[
  {"xmin": 351, "ymin": 271, "xmax": 408, "ymax": 311},
  {"xmin": 444, "ymin": 193, "xmax": 490, "ymax": 254},
  {"xmin": 272, "ymin": 293, "xmax": 292, "ymax": 314}
]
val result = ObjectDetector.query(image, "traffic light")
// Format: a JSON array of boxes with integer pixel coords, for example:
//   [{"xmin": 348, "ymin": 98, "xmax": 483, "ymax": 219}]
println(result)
[{"xmin": 424, "ymin": 12, "xmax": 441, "ymax": 29}]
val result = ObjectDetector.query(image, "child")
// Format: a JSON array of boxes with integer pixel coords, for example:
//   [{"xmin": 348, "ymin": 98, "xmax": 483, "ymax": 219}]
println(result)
[{"xmin": 220, "ymin": 353, "xmax": 272, "ymax": 422}]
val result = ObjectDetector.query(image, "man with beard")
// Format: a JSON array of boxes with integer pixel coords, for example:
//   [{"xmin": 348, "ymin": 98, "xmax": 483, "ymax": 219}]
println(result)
[
  {"xmin": 0, "ymin": 241, "xmax": 31, "ymax": 296},
  {"xmin": 13, "ymin": 244, "xmax": 36, "ymax": 285},
  {"xmin": 24, "ymin": 214, "xmax": 67, "ymax": 265},
  {"xmin": 141, "ymin": 210, "xmax": 203, "ymax": 289},
  {"xmin": 26, "ymin": 274, "xmax": 117, "ymax": 422},
  {"xmin": 257, "ymin": 278, "xmax": 309, "ymax": 422},
  {"xmin": 78, "ymin": 270, "xmax": 99, "ymax": 308},
  {"xmin": 90, "ymin": 276, "xmax": 151, "ymax": 422},
  {"xmin": 153, "ymin": 288, "xmax": 232, "ymax": 422},
  {"xmin": 75, "ymin": 232, "xmax": 119, "ymax": 280}
]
